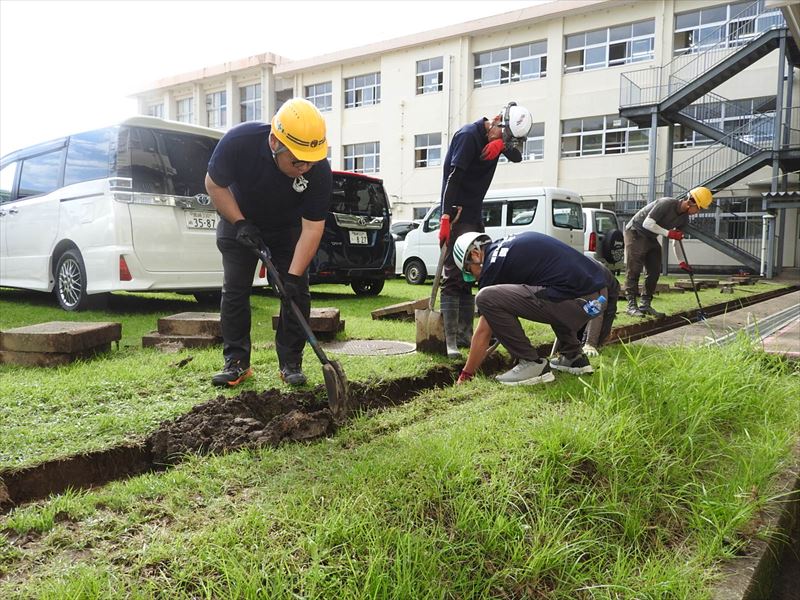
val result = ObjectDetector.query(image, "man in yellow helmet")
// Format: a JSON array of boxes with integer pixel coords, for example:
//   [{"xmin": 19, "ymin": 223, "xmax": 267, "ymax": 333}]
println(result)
[
  {"xmin": 205, "ymin": 98, "xmax": 331, "ymax": 387},
  {"xmin": 623, "ymin": 186, "xmax": 713, "ymax": 318}
]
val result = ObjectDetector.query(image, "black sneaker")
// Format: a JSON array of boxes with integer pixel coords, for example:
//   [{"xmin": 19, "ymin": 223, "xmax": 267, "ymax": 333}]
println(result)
[
  {"xmin": 549, "ymin": 353, "xmax": 594, "ymax": 375},
  {"xmin": 211, "ymin": 360, "xmax": 253, "ymax": 387},
  {"xmin": 280, "ymin": 364, "xmax": 307, "ymax": 386}
]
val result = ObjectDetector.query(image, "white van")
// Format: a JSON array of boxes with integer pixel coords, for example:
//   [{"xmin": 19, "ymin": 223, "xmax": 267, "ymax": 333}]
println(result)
[
  {"xmin": 400, "ymin": 187, "xmax": 585, "ymax": 284},
  {"xmin": 0, "ymin": 117, "xmax": 226, "ymax": 310}
]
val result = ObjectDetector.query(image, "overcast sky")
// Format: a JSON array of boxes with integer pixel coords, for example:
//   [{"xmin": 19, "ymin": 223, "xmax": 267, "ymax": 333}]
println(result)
[{"xmin": 0, "ymin": 0, "xmax": 542, "ymax": 156}]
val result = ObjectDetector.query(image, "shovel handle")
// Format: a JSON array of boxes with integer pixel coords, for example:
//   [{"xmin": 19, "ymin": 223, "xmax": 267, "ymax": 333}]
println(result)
[
  {"xmin": 255, "ymin": 247, "xmax": 331, "ymax": 366},
  {"xmin": 678, "ymin": 239, "xmax": 706, "ymax": 317}
]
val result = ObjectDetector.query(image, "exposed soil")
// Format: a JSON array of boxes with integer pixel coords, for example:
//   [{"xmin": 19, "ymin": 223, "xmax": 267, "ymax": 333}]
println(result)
[{"xmin": 1, "ymin": 285, "xmax": 796, "ymax": 512}]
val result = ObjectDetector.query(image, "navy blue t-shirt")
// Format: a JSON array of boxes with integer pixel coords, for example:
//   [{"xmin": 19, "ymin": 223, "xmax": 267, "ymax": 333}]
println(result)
[
  {"xmin": 439, "ymin": 118, "xmax": 499, "ymax": 223},
  {"xmin": 478, "ymin": 232, "xmax": 608, "ymax": 301},
  {"xmin": 207, "ymin": 122, "xmax": 332, "ymax": 232}
]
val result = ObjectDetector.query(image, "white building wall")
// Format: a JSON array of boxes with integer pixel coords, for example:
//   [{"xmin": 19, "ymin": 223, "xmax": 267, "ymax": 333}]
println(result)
[{"xmin": 131, "ymin": 0, "xmax": 799, "ymax": 268}]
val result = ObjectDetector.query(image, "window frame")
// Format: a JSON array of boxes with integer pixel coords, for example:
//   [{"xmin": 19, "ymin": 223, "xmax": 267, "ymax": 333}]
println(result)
[
  {"xmin": 560, "ymin": 114, "xmax": 649, "ymax": 158},
  {"xmin": 413, "ymin": 132, "xmax": 442, "ymax": 168},
  {"xmin": 205, "ymin": 90, "xmax": 227, "ymax": 129},
  {"xmin": 175, "ymin": 98, "xmax": 193, "ymax": 123},
  {"xmin": 239, "ymin": 83, "xmax": 262, "ymax": 123},
  {"xmin": 564, "ymin": 19, "xmax": 655, "ymax": 73},
  {"xmin": 343, "ymin": 141, "xmax": 381, "ymax": 173},
  {"xmin": 416, "ymin": 56, "xmax": 444, "ymax": 94},
  {"xmin": 305, "ymin": 81, "xmax": 333, "ymax": 112},
  {"xmin": 344, "ymin": 73, "xmax": 381, "ymax": 109},
  {"xmin": 473, "ymin": 40, "xmax": 547, "ymax": 88}
]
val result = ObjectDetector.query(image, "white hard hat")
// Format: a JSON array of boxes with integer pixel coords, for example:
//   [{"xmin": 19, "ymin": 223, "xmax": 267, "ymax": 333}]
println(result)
[
  {"xmin": 501, "ymin": 102, "xmax": 533, "ymax": 139},
  {"xmin": 453, "ymin": 232, "xmax": 492, "ymax": 272}
]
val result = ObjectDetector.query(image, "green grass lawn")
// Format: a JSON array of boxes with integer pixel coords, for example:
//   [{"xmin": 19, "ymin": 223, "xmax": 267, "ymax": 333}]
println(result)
[{"xmin": 1, "ymin": 277, "xmax": 798, "ymax": 598}]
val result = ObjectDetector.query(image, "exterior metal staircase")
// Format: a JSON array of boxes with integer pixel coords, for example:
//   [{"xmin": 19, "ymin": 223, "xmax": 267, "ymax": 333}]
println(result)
[{"xmin": 614, "ymin": 0, "xmax": 800, "ymax": 272}]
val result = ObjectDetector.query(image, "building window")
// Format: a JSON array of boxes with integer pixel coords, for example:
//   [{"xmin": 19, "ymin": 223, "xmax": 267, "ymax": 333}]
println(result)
[
  {"xmin": 564, "ymin": 19, "xmax": 655, "ymax": 73},
  {"xmin": 416, "ymin": 57, "xmax": 444, "ymax": 94},
  {"xmin": 176, "ymin": 98, "xmax": 193, "ymax": 123},
  {"xmin": 561, "ymin": 115, "xmax": 649, "ymax": 157},
  {"xmin": 240, "ymin": 83, "xmax": 261, "ymax": 122},
  {"xmin": 414, "ymin": 133, "xmax": 442, "ymax": 168},
  {"xmin": 673, "ymin": 1, "xmax": 784, "ymax": 55},
  {"xmin": 305, "ymin": 81, "xmax": 332, "ymax": 112},
  {"xmin": 343, "ymin": 142, "xmax": 380, "ymax": 173},
  {"xmin": 673, "ymin": 96, "xmax": 776, "ymax": 148},
  {"xmin": 206, "ymin": 91, "xmax": 227, "ymax": 129},
  {"xmin": 499, "ymin": 123, "xmax": 546, "ymax": 162},
  {"xmin": 344, "ymin": 73, "xmax": 381, "ymax": 108},
  {"xmin": 146, "ymin": 103, "xmax": 164, "ymax": 118},
  {"xmin": 474, "ymin": 41, "xmax": 547, "ymax": 88}
]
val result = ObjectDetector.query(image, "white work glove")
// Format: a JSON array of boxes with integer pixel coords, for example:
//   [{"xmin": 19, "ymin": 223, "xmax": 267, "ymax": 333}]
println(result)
[{"xmin": 583, "ymin": 344, "xmax": 599, "ymax": 357}]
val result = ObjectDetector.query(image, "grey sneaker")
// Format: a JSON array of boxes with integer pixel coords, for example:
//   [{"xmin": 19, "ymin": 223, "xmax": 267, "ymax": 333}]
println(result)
[
  {"xmin": 280, "ymin": 364, "xmax": 307, "ymax": 386},
  {"xmin": 495, "ymin": 359, "xmax": 555, "ymax": 386},
  {"xmin": 550, "ymin": 353, "xmax": 594, "ymax": 375}
]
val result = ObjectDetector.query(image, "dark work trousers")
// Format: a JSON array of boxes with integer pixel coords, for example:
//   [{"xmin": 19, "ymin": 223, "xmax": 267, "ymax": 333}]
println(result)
[
  {"xmin": 623, "ymin": 228, "xmax": 662, "ymax": 300},
  {"xmin": 476, "ymin": 284, "xmax": 605, "ymax": 360},
  {"xmin": 441, "ymin": 220, "xmax": 483, "ymax": 297},
  {"xmin": 216, "ymin": 226, "xmax": 309, "ymax": 369}
]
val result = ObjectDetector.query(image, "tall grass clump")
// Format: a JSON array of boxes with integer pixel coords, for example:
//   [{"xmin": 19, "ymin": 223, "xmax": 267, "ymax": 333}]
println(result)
[{"xmin": 2, "ymin": 339, "xmax": 798, "ymax": 599}]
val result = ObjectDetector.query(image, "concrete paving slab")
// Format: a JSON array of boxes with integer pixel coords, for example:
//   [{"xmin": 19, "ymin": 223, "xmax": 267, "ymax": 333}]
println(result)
[
  {"xmin": 632, "ymin": 290, "xmax": 800, "ymax": 353},
  {"xmin": 0, "ymin": 321, "xmax": 121, "ymax": 353},
  {"xmin": 142, "ymin": 332, "xmax": 221, "ymax": 349},
  {"xmin": 157, "ymin": 312, "xmax": 221, "ymax": 337},
  {"xmin": 0, "ymin": 344, "xmax": 112, "ymax": 366}
]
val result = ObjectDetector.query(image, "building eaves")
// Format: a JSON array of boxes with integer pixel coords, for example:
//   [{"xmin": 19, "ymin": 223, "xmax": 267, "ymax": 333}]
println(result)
[
  {"xmin": 273, "ymin": 0, "xmax": 617, "ymax": 75},
  {"xmin": 131, "ymin": 52, "xmax": 286, "ymax": 96}
]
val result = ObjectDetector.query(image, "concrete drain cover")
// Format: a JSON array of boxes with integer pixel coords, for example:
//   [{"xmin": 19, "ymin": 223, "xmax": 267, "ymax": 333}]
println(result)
[{"xmin": 320, "ymin": 339, "xmax": 416, "ymax": 356}]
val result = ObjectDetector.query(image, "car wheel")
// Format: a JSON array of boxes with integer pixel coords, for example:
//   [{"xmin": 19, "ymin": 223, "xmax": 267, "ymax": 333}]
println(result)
[
  {"xmin": 602, "ymin": 229, "xmax": 625, "ymax": 265},
  {"xmin": 55, "ymin": 249, "xmax": 91, "ymax": 311},
  {"xmin": 193, "ymin": 291, "xmax": 222, "ymax": 306},
  {"xmin": 351, "ymin": 279, "xmax": 385, "ymax": 296},
  {"xmin": 404, "ymin": 259, "xmax": 427, "ymax": 285}
]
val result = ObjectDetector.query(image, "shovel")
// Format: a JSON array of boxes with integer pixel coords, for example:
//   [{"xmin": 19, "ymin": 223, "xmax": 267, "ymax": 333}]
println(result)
[
  {"xmin": 415, "ymin": 208, "xmax": 461, "ymax": 354},
  {"xmin": 255, "ymin": 246, "xmax": 350, "ymax": 422},
  {"xmin": 678, "ymin": 239, "xmax": 708, "ymax": 321}
]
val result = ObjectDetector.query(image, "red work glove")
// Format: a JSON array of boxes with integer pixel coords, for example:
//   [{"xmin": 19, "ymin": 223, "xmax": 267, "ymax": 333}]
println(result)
[
  {"xmin": 667, "ymin": 229, "xmax": 684, "ymax": 241},
  {"xmin": 679, "ymin": 261, "xmax": 692, "ymax": 273},
  {"xmin": 457, "ymin": 369, "xmax": 474, "ymax": 384},
  {"xmin": 438, "ymin": 213, "xmax": 451, "ymax": 247},
  {"xmin": 480, "ymin": 138, "xmax": 505, "ymax": 161}
]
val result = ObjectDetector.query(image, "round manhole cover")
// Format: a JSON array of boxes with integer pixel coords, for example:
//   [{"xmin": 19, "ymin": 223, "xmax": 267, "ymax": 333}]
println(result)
[{"xmin": 320, "ymin": 339, "xmax": 416, "ymax": 356}]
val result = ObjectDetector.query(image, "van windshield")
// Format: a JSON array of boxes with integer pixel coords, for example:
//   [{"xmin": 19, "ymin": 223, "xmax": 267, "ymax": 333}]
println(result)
[
  {"xmin": 331, "ymin": 176, "xmax": 388, "ymax": 218},
  {"xmin": 116, "ymin": 126, "xmax": 218, "ymax": 196}
]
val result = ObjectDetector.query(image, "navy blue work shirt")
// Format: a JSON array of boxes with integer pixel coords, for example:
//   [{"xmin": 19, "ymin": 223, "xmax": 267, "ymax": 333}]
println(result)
[
  {"xmin": 207, "ymin": 122, "xmax": 332, "ymax": 233},
  {"xmin": 439, "ymin": 118, "xmax": 500, "ymax": 224},
  {"xmin": 478, "ymin": 232, "xmax": 608, "ymax": 301}
]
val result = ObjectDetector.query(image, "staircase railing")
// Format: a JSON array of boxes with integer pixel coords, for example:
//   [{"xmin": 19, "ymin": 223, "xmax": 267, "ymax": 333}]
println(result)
[{"xmin": 619, "ymin": 0, "xmax": 785, "ymax": 108}]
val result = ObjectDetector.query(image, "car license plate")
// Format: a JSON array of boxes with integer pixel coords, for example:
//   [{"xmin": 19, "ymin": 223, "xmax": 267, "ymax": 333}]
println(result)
[
  {"xmin": 349, "ymin": 230, "xmax": 368, "ymax": 245},
  {"xmin": 185, "ymin": 211, "xmax": 217, "ymax": 230}
]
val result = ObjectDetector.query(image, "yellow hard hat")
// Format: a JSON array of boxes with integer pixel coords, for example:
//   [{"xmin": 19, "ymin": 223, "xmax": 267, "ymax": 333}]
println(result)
[
  {"xmin": 271, "ymin": 98, "xmax": 328, "ymax": 162},
  {"xmin": 689, "ymin": 186, "xmax": 713, "ymax": 209}
]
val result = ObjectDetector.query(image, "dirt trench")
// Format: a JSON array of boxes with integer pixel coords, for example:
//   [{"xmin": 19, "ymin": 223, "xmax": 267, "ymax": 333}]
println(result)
[{"xmin": 1, "ymin": 285, "xmax": 795, "ymax": 511}]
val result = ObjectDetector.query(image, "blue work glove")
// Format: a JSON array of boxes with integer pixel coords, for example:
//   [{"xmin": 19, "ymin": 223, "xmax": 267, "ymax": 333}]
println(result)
[
  {"xmin": 234, "ymin": 219, "xmax": 263, "ymax": 250},
  {"xmin": 281, "ymin": 273, "xmax": 303, "ymax": 305}
]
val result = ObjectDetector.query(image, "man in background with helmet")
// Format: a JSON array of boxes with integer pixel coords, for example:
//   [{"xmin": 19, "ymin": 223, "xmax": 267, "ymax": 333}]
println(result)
[
  {"xmin": 451, "ymin": 231, "xmax": 616, "ymax": 386},
  {"xmin": 437, "ymin": 102, "xmax": 534, "ymax": 358},
  {"xmin": 623, "ymin": 186, "xmax": 714, "ymax": 318},
  {"xmin": 205, "ymin": 98, "xmax": 332, "ymax": 388}
]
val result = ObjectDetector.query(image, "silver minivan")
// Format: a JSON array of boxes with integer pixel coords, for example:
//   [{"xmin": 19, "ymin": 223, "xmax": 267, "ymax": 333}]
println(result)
[{"xmin": 0, "ymin": 117, "xmax": 225, "ymax": 310}]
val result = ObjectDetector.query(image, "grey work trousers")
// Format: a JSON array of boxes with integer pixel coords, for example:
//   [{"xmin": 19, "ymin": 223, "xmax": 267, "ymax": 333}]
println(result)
[
  {"xmin": 475, "ymin": 284, "xmax": 605, "ymax": 360},
  {"xmin": 623, "ymin": 228, "xmax": 662, "ymax": 300}
]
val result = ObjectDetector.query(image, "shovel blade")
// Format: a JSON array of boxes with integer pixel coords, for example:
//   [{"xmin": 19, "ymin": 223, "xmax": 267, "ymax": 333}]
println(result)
[
  {"xmin": 415, "ymin": 308, "xmax": 447, "ymax": 355},
  {"xmin": 323, "ymin": 360, "xmax": 350, "ymax": 423}
]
